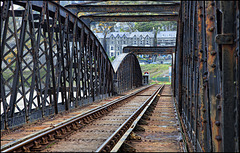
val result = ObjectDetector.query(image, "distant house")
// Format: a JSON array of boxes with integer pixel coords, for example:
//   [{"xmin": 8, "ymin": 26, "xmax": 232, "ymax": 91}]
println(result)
[{"xmin": 95, "ymin": 31, "xmax": 176, "ymax": 57}]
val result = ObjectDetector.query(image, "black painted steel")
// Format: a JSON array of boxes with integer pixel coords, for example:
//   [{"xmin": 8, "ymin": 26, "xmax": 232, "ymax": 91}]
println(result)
[
  {"xmin": 112, "ymin": 53, "xmax": 142, "ymax": 94},
  {"xmin": 173, "ymin": 1, "xmax": 240, "ymax": 152},
  {"xmin": 0, "ymin": 1, "xmax": 113, "ymax": 130}
]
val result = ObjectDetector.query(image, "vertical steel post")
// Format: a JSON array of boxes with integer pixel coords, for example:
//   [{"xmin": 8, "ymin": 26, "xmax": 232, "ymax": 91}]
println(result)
[{"xmin": 220, "ymin": 1, "xmax": 236, "ymax": 152}]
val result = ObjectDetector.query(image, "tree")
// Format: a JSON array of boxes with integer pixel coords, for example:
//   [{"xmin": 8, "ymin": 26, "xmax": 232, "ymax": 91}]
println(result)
[{"xmin": 92, "ymin": 22, "xmax": 116, "ymax": 55}]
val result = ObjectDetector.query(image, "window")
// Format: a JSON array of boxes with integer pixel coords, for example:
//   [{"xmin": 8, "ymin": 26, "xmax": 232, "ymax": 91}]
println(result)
[
  {"xmin": 111, "ymin": 52, "xmax": 114, "ymax": 56},
  {"xmin": 117, "ymin": 47, "xmax": 120, "ymax": 50},
  {"xmin": 117, "ymin": 52, "xmax": 120, "ymax": 55},
  {"xmin": 134, "ymin": 41, "xmax": 136, "ymax": 44},
  {"xmin": 111, "ymin": 46, "xmax": 114, "ymax": 50},
  {"xmin": 111, "ymin": 37, "xmax": 114, "ymax": 40},
  {"xmin": 123, "ymin": 41, "xmax": 126, "ymax": 44},
  {"xmin": 146, "ymin": 41, "xmax": 149, "ymax": 44},
  {"xmin": 140, "ymin": 41, "xmax": 143, "ymax": 45},
  {"xmin": 112, "ymin": 41, "xmax": 114, "ymax": 44}
]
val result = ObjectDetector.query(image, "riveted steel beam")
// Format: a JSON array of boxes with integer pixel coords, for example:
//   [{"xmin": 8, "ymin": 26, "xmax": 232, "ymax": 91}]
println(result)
[
  {"xmin": 65, "ymin": 4, "xmax": 180, "ymax": 14},
  {"xmin": 80, "ymin": 14, "xmax": 179, "ymax": 23},
  {"xmin": 123, "ymin": 46, "xmax": 175, "ymax": 55}
]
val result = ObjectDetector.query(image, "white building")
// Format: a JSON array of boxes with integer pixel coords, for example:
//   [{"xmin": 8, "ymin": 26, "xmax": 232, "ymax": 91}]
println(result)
[{"xmin": 95, "ymin": 31, "xmax": 176, "ymax": 57}]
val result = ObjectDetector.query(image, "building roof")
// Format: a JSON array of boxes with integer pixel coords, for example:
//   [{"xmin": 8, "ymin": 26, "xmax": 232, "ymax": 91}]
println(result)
[
  {"xmin": 157, "ymin": 31, "xmax": 176, "ymax": 37},
  {"xmin": 94, "ymin": 31, "xmax": 176, "ymax": 39}
]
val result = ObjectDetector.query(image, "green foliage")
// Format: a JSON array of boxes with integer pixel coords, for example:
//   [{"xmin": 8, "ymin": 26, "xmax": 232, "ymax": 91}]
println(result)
[
  {"xmin": 135, "ymin": 21, "xmax": 177, "ymax": 32},
  {"xmin": 140, "ymin": 64, "xmax": 170, "ymax": 84},
  {"xmin": 109, "ymin": 56, "xmax": 116, "ymax": 62}
]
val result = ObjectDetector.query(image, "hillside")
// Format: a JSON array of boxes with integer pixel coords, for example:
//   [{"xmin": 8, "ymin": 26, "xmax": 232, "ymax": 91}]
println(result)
[{"xmin": 140, "ymin": 64, "xmax": 171, "ymax": 84}]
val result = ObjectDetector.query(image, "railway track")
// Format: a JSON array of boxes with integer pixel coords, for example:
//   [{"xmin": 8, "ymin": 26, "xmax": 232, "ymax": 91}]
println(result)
[{"xmin": 2, "ymin": 84, "xmax": 165, "ymax": 152}]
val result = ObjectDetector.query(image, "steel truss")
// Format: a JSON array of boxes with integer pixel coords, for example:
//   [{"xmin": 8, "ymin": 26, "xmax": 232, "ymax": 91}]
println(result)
[
  {"xmin": 173, "ymin": 1, "xmax": 240, "ymax": 152},
  {"xmin": 0, "ymin": 1, "xmax": 142, "ymax": 130}
]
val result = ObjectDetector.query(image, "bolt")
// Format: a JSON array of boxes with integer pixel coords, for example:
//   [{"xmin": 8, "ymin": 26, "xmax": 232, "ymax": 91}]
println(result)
[
  {"xmin": 211, "ymin": 64, "xmax": 216, "ymax": 68},
  {"xmin": 210, "ymin": 51, "xmax": 217, "ymax": 55},
  {"xmin": 215, "ymin": 121, "xmax": 220, "ymax": 126},
  {"xmin": 215, "ymin": 135, "xmax": 222, "ymax": 141},
  {"xmin": 217, "ymin": 105, "xmax": 222, "ymax": 111},
  {"xmin": 209, "ymin": 26, "xmax": 215, "ymax": 32},
  {"xmin": 216, "ymin": 94, "xmax": 221, "ymax": 99}
]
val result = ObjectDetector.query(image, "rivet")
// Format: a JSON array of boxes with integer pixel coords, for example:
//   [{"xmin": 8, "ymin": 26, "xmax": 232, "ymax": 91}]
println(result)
[
  {"xmin": 215, "ymin": 135, "xmax": 222, "ymax": 141},
  {"xmin": 202, "ymin": 108, "xmax": 206, "ymax": 112},
  {"xmin": 215, "ymin": 121, "xmax": 220, "ymax": 126},
  {"xmin": 216, "ymin": 94, "xmax": 221, "ymax": 99},
  {"xmin": 217, "ymin": 105, "xmax": 221, "ymax": 111},
  {"xmin": 209, "ymin": 26, "xmax": 215, "ymax": 32},
  {"xmin": 211, "ymin": 64, "xmax": 216, "ymax": 68},
  {"xmin": 210, "ymin": 51, "xmax": 217, "ymax": 55},
  {"xmin": 210, "ymin": 16, "xmax": 214, "ymax": 20}
]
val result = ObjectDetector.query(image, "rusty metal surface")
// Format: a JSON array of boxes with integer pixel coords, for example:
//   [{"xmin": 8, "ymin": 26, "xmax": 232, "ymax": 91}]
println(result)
[
  {"xmin": 80, "ymin": 14, "xmax": 179, "ymax": 23},
  {"xmin": 43, "ymin": 85, "xmax": 161, "ymax": 152},
  {"xmin": 123, "ymin": 46, "xmax": 175, "ymax": 55},
  {"xmin": 173, "ymin": 1, "xmax": 240, "ymax": 152},
  {"xmin": 65, "ymin": 4, "xmax": 180, "ymax": 14}
]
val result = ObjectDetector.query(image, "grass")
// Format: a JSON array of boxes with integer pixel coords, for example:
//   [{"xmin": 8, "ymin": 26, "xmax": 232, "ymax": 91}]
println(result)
[
  {"xmin": 140, "ymin": 63, "xmax": 171, "ymax": 85},
  {"xmin": 140, "ymin": 64, "xmax": 169, "ymax": 78}
]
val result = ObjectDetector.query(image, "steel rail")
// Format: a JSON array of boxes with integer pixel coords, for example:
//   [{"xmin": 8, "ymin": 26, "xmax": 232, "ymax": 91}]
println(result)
[
  {"xmin": 96, "ymin": 85, "xmax": 165, "ymax": 152},
  {"xmin": 1, "ymin": 85, "xmax": 154, "ymax": 152}
]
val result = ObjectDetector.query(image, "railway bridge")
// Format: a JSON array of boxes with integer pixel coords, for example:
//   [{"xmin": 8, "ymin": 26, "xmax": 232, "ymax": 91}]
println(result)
[{"xmin": 0, "ymin": 1, "xmax": 239, "ymax": 152}]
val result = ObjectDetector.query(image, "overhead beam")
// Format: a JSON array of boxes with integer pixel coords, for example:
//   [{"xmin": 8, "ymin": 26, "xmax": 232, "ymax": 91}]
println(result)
[
  {"xmin": 80, "ymin": 14, "xmax": 178, "ymax": 24},
  {"xmin": 65, "ymin": 4, "xmax": 180, "ymax": 14},
  {"xmin": 123, "ymin": 46, "xmax": 175, "ymax": 54}
]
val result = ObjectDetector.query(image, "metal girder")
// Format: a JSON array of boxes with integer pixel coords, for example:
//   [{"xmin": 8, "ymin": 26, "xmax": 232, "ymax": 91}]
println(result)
[
  {"xmin": 112, "ymin": 53, "xmax": 142, "ymax": 94},
  {"xmin": 0, "ymin": 1, "xmax": 114, "ymax": 130},
  {"xmin": 65, "ymin": 4, "xmax": 180, "ymax": 14},
  {"xmin": 80, "ymin": 14, "xmax": 178, "ymax": 23},
  {"xmin": 123, "ymin": 46, "xmax": 175, "ymax": 54}
]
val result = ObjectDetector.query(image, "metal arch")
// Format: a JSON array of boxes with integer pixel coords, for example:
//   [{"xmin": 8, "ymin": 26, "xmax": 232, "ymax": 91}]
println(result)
[
  {"xmin": 112, "ymin": 53, "xmax": 142, "ymax": 94},
  {"xmin": 0, "ymin": 1, "xmax": 114, "ymax": 130}
]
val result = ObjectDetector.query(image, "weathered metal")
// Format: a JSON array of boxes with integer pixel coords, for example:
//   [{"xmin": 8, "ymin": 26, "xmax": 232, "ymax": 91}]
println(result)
[
  {"xmin": 80, "ymin": 14, "xmax": 179, "ymax": 24},
  {"xmin": 112, "ymin": 53, "xmax": 142, "ymax": 94},
  {"xmin": 65, "ymin": 4, "xmax": 180, "ymax": 14},
  {"xmin": 174, "ymin": 1, "xmax": 240, "ymax": 152},
  {"xmin": 0, "ymin": 1, "xmax": 139, "ymax": 130},
  {"xmin": 123, "ymin": 46, "xmax": 175, "ymax": 55},
  {"xmin": 1, "ymin": 85, "xmax": 154, "ymax": 152}
]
